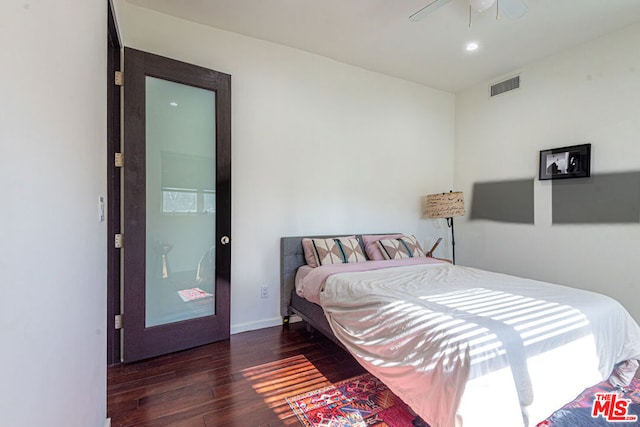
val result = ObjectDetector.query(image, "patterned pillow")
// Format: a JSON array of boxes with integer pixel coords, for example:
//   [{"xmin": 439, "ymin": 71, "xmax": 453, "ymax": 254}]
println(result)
[
  {"xmin": 302, "ymin": 235, "xmax": 354, "ymax": 267},
  {"xmin": 303, "ymin": 237, "xmax": 366, "ymax": 267},
  {"xmin": 361, "ymin": 234, "xmax": 403, "ymax": 260},
  {"xmin": 377, "ymin": 235, "xmax": 426, "ymax": 260}
]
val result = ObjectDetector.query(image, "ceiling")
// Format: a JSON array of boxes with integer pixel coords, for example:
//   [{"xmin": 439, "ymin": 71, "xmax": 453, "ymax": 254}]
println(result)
[{"xmin": 126, "ymin": 0, "xmax": 640, "ymax": 92}]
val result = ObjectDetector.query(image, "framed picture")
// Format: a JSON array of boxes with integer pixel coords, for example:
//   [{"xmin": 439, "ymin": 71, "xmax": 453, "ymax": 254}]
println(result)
[{"xmin": 539, "ymin": 143, "xmax": 591, "ymax": 180}]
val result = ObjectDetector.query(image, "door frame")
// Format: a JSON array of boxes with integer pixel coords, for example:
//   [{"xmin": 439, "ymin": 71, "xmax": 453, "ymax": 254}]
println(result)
[
  {"xmin": 107, "ymin": 0, "xmax": 122, "ymax": 366},
  {"xmin": 121, "ymin": 47, "xmax": 232, "ymax": 363}
]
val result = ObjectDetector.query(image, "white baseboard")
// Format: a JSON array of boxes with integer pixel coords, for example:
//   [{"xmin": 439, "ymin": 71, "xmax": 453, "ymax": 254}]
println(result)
[
  {"xmin": 105, "ymin": 418, "xmax": 111, "ymax": 427},
  {"xmin": 230, "ymin": 316, "xmax": 288, "ymax": 334}
]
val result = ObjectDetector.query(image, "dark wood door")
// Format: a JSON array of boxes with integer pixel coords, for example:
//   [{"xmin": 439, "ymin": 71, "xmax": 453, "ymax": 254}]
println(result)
[{"xmin": 122, "ymin": 48, "xmax": 231, "ymax": 362}]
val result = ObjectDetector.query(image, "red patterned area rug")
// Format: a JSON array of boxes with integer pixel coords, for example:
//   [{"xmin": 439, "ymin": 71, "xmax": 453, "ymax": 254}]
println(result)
[{"xmin": 286, "ymin": 373, "xmax": 415, "ymax": 427}]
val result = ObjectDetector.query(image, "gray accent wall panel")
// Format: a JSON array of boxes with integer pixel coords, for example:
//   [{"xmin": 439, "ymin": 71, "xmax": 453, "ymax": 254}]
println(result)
[
  {"xmin": 552, "ymin": 172, "xmax": 640, "ymax": 224},
  {"xmin": 470, "ymin": 179, "xmax": 535, "ymax": 224}
]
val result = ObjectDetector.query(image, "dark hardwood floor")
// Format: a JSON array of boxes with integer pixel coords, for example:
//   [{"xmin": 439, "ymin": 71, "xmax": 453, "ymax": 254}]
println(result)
[
  {"xmin": 108, "ymin": 320, "xmax": 640, "ymax": 427},
  {"xmin": 107, "ymin": 321, "xmax": 365, "ymax": 427}
]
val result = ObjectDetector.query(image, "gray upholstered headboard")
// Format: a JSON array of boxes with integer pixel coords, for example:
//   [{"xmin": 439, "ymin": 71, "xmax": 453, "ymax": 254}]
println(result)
[
  {"xmin": 279, "ymin": 234, "xmax": 350, "ymax": 317},
  {"xmin": 279, "ymin": 234, "xmax": 395, "ymax": 317}
]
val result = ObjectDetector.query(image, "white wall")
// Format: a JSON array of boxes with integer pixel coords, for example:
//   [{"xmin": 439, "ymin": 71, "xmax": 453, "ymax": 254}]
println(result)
[
  {"xmin": 455, "ymin": 23, "xmax": 640, "ymax": 321},
  {"xmin": 114, "ymin": 2, "xmax": 456, "ymax": 333},
  {"xmin": 0, "ymin": 1, "xmax": 107, "ymax": 427}
]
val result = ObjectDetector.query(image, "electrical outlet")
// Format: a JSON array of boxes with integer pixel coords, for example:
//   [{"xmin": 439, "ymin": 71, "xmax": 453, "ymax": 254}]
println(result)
[{"xmin": 260, "ymin": 285, "xmax": 268, "ymax": 298}]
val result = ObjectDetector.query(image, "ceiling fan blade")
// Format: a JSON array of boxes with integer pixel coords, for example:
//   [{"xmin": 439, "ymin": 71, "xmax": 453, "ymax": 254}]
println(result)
[
  {"xmin": 500, "ymin": 0, "xmax": 528, "ymax": 20},
  {"xmin": 409, "ymin": 0, "xmax": 453, "ymax": 22}
]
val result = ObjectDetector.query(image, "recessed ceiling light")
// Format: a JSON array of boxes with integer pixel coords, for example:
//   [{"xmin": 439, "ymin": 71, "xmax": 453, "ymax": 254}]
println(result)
[
  {"xmin": 170, "ymin": 102, "xmax": 178, "ymax": 107},
  {"xmin": 466, "ymin": 42, "xmax": 479, "ymax": 52}
]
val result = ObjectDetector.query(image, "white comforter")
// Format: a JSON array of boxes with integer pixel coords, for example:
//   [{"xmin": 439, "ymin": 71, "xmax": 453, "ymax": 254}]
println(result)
[{"xmin": 308, "ymin": 262, "xmax": 640, "ymax": 427}]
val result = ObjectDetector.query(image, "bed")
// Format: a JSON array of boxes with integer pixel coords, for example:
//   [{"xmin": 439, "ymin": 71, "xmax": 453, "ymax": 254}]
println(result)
[{"xmin": 280, "ymin": 234, "xmax": 640, "ymax": 427}]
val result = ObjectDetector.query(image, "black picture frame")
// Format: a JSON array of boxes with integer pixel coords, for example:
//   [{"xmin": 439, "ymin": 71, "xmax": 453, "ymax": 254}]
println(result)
[{"xmin": 539, "ymin": 143, "xmax": 591, "ymax": 180}]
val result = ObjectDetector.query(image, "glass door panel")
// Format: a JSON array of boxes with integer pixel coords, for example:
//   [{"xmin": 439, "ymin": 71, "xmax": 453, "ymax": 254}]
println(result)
[
  {"xmin": 145, "ymin": 76, "xmax": 216, "ymax": 327},
  {"xmin": 123, "ymin": 47, "xmax": 231, "ymax": 363}
]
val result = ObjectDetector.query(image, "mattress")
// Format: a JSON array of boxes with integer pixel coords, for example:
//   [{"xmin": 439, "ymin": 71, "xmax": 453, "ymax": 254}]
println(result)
[{"xmin": 299, "ymin": 261, "xmax": 640, "ymax": 427}]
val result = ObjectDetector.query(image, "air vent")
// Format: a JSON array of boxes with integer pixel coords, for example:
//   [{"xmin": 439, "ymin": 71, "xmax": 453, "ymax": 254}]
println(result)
[{"xmin": 490, "ymin": 75, "xmax": 520, "ymax": 97}]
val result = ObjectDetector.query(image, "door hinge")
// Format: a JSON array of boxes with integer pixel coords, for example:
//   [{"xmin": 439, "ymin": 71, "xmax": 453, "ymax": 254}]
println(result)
[
  {"xmin": 114, "ymin": 233, "xmax": 123, "ymax": 249},
  {"xmin": 114, "ymin": 314, "xmax": 123, "ymax": 330},
  {"xmin": 114, "ymin": 71, "xmax": 123, "ymax": 86},
  {"xmin": 114, "ymin": 152, "xmax": 124, "ymax": 168}
]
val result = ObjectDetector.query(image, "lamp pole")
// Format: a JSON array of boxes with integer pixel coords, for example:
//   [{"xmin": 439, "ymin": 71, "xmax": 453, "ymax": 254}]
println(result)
[{"xmin": 447, "ymin": 217, "xmax": 456, "ymax": 265}]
